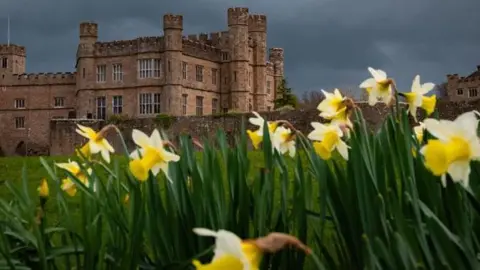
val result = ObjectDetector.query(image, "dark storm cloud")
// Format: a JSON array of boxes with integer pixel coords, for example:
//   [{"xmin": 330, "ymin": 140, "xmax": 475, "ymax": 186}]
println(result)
[{"xmin": 0, "ymin": 0, "xmax": 479, "ymax": 97}]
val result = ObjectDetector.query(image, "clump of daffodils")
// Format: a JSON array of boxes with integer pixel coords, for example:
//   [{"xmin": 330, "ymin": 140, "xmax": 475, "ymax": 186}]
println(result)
[
  {"xmin": 128, "ymin": 129, "xmax": 180, "ymax": 182},
  {"xmin": 192, "ymin": 228, "xmax": 310, "ymax": 269},
  {"xmin": 246, "ymin": 112, "xmax": 297, "ymax": 157},
  {"xmin": 308, "ymin": 88, "xmax": 352, "ymax": 161}
]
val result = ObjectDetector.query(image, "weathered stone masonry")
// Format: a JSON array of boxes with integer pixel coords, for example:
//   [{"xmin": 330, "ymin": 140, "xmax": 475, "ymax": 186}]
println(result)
[{"xmin": 49, "ymin": 99, "xmax": 480, "ymax": 156}]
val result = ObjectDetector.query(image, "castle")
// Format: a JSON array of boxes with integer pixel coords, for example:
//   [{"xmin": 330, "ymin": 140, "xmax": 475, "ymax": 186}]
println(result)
[
  {"xmin": 445, "ymin": 66, "xmax": 480, "ymax": 101},
  {"xmin": 0, "ymin": 7, "xmax": 284, "ymax": 156}
]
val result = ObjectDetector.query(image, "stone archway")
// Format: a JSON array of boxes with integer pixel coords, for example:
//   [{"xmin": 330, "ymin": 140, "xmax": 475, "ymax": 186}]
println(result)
[{"xmin": 15, "ymin": 141, "xmax": 26, "ymax": 156}]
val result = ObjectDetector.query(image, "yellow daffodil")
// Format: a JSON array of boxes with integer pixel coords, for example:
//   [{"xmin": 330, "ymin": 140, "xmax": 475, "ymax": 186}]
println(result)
[
  {"xmin": 76, "ymin": 124, "xmax": 115, "ymax": 163},
  {"xmin": 192, "ymin": 228, "xmax": 262, "ymax": 270},
  {"xmin": 272, "ymin": 126, "xmax": 296, "ymax": 157},
  {"xmin": 317, "ymin": 88, "xmax": 346, "ymax": 119},
  {"xmin": 400, "ymin": 75, "xmax": 436, "ymax": 122},
  {"xmin": 420, "ymin": 111, "xmax": 480, "ymax": 188},
  {"xmin": 308, "ymin": 122, "xmax": 349, "ymax": 161},
  {"xmin": 129, "ymin": 129, "xmax": 180, "ymax": 182},
  {"xmin": 37, "ymin": 178, "xmax": 49, "ymax": 198},
  {"xmin": 359, "ymin": 67, "xmax": 393, "ymax": 106},
  {"xmin": 55, "ymin": 160, "xmax": 93, "ymax": 196},
  {"xmin": 246, "ymin": 111, "xmax": 278, "ymax": 149}
]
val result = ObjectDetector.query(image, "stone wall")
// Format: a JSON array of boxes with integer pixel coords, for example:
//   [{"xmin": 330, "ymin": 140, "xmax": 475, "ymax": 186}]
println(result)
[{"xmin": 48, "ymin": 99, "xmax": 480, "ymax": 156}]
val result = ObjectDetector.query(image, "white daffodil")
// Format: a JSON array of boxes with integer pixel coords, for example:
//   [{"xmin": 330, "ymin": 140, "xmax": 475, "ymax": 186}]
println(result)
[
  {"xmin": 420, "ymin": 111, "xmax": 480, "ymax": 188},
  {"xmin": 129, "ymin": 129, "xmax": 180, "ymax": 182},
  {"xmin": 246, "ymin": 111, "xmax": 278, "ymax": 149},
  {"xmin": 413, "ymin": 122, "xmax": 425, "ymax": 142},
  {"xmin": 307, "ymin": 122, "xmax": 349, "ymax": 161},
  {"xmin": 317, "ymin": 88, "xmax": 346, "ymax": 119},
  {"xmin": 55, "ymin": 160, "xmax": 94, "ymax": 196},
  {"xmin": 192, "ymin": 228, "xmax": 262, "ymax": 270},
  {"xmin": 359, "ymin": 67, "xmax": 393, "ymax": 106},
  {"xmin": 272, "ymin": 126, "xmax": 296, "ymax": 157},
  {"xmin": 76, "ymin": 124, "xmax": 115, "ymax": 163},
  {"xmin": 401, "ymin": 75, "xmax": 437, "ymax": 122}
]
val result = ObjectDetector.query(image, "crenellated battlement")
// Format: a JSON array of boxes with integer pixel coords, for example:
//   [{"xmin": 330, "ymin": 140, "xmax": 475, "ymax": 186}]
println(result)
[
  {"xmin": 92, "ymin": 37, "xmax": 165, "ymax": 57},
  {"xmin": 0, "ymin": 44, "xmax": 26, "ymax": 56},
  {"xmin": 2, "ymin": 72, "xmax": 76, "ymax": 86},
  {"xmin": 228, "ymin": 7, "xmax": 249, "ymax": 26},
  {"xmin": 163, "ymin": 14, "xmax": 183, "ymax": 30},
  {"xmin": 269, "ymin": 47, "xmax": 284, "ymax": 59},
  {"xmin": 80, "ymin": 22, "xmax": 98, "ymax": 38},
  {"xmin": 248, "ymin": 14, "xmax": 267, "ymax": 32},
  {"xmin": 182, "ymin": 38, "xmax": 221, "ymax": 61},
  {"xmin": 183, "ymin": 31, "xmax": 229, "ymax": 46}
]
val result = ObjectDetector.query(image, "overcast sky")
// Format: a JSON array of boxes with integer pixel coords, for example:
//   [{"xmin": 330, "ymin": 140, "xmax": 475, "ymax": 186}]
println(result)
[{"xmin": 0, "ymin": 0, "xmax": 479, "ymax": 98}]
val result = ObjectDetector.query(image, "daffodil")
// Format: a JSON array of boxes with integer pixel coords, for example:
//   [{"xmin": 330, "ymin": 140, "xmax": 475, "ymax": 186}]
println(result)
[
  {"xmin": 308, "ymin": 122, "xmax": 349, "ymax": 161},
  {"xmin": 413, "ymin": 122, "xmax": 425, "ymax": 142},
  {"xmin": 192, "ymin": 228, "xmax": 263, "ymax": 270},
  {"xmin": 55, "ymin": 160, "xmax": 93, "ymax": 196},
  {"xmin": 129, "ymin": 129, "xmax": 180, "ymax": 182},
  {"xmin": 317, "ymin": 88, "xmax": 346, "ymax": 119},
  {"xmin": 272, "ymin": 126, "xmax": 296, "ymax": 157},
  {"xmin": 37, "ymin": 178, "xmax": 49, "ymax": 198},
  {"xmin": 359, "ymin": 67, "xmax": 393, "ymax": 106},
  {"xmin": 76, "ymin": 124, "xmax": 115, "ymax": 163},
  {"xmin": 246, "ymin": 111, "xmax": 278, "ymax": 149},
  {"xmin": 420, "ymin": 111, "xmax": 480, "ymax": 188},
  {"xmin": 124, "ymin": 194, "xmax": 129, "ymax": 204},
  {"xmin": 400, "ymin": 75, "xmax": 436, "ymax": 122}
]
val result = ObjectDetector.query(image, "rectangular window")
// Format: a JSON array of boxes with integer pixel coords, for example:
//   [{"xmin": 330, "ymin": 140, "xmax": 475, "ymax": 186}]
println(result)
[
  {"xmin": 469, "ymin": 88, "xmax": 478, "ymax": 97},
  {"xmin": 112, "ymin": 96, "xmax": 123, "ymax": 114},
  {"xmin": 138, "ymin": 59, "xmax": 161, "ymax": 78},
  {"xmin": 139, "ymin": 93, "xmax": 153, "ymax": 115},
  {"xmin": 212, "ymin": 98, "xmax": 218, "ymax": 114},
  {"xmin": 96, "ymin": 96, "xmax": 106, "ymax": 120},
  {"xmin": 1, "ymin": 57, "xmax": 7, "ymax": 68},
  {"xmin": 14, "ymin": 98, "xmax": 25, "ymax": 109},
  {"xmin": 457, "ymin": 88, "xmax": 463, "ymax": 95},
  {"xmin": 96, "ymin": 65, "xmax": 106, "ymax": 82},
  {"xmin": 54, "ymin": 97, "xmax": 65, "ymax": 108},
  {"xmin": 267, "ymin": 106, "xmax": 271, "ymax": 111},
  {"xmin": 153, "ymin": 93, "xmax": 161, "ymax": 114},
  {"xmin": 168, "ymin": 60, "xmax": 171, "ymax": 72},
  {"xmin": 234, "ymin": 71, "xmax": 237, "ymax": 82},
  {"xmin": 182, "ymin": 94, "xmax": 188, "ymax": 115},
  {"xmin": 182, "ymin": 62, "xmax": 187, "ymax": 79},
  {"xmin": 196, "ymin": 96, "xmax": 204, "ymax": 116},
  {"xmin": 267, "ymin": 81, "xmax": 271, "ymax": 94},
  {"xmin": 222, "ymin": 52, "xmax": 228, "ymax": 61},
  {"xmin": 112, "ymin": 64, "xmax": 123, "ymax": 81},
  {"xmin": 15, "ymin": 117, "xmax": 25, "ymax": 129},
  {"xmin": 212, "ymin": 68, "xmax": 217, "ymax": 85},
  {"xmin": 196, "ymin": 65, "xmax": 203, "ymax": 82}
]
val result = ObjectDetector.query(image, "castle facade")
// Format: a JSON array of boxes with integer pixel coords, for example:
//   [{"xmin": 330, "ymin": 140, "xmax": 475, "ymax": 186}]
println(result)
[
  {"xmin": 0, "ymin": 7, "xmax": 284, "ymax": 156},
  {"xmin": 446, "ymin": 66, "xmax": 480, "ymax": 101}
]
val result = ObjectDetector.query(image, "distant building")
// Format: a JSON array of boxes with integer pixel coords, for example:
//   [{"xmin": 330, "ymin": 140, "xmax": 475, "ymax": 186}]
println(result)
[
  {"xmin": 0, "ymin": 7, "xmax": 285, "ymax": 156},
  {"xmin": 446, "ymin": 65, "xmax": 480, "ymax": 101}
]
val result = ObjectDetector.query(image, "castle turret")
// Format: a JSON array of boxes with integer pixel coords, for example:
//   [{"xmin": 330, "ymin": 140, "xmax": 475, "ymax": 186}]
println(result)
[
  {"xmin": 248, "ymin": 14, "xmax": 267, "ymax": 111},
  {"xmin": 0, "ymin": 44, "xmax": 26, "ymax": 79},
  {"xmin": 269, "ymin": 48, "xmax": 284, "ymax": 101},
  {"xmin": 163, "ymin": 14, "xmax": 183, "ymax": 115},
  {"xmin": 76, "ymin": 22, "xmax": 98, "ymax": 118},
  {"xmin": 228, "ymin": 7, "xmax": 250, "ymax": 111}
]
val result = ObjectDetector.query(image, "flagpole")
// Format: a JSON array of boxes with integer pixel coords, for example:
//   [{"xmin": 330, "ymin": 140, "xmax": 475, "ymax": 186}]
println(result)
[{"xmin": 7, "ymin": 15, "xmax": 10, "ymax": 46}]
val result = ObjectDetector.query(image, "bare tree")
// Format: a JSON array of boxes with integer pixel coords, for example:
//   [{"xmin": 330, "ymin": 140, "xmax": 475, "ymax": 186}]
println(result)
[{"xmin": 298, "ymin": 90, "xmax": 324, "ymax": 109}]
